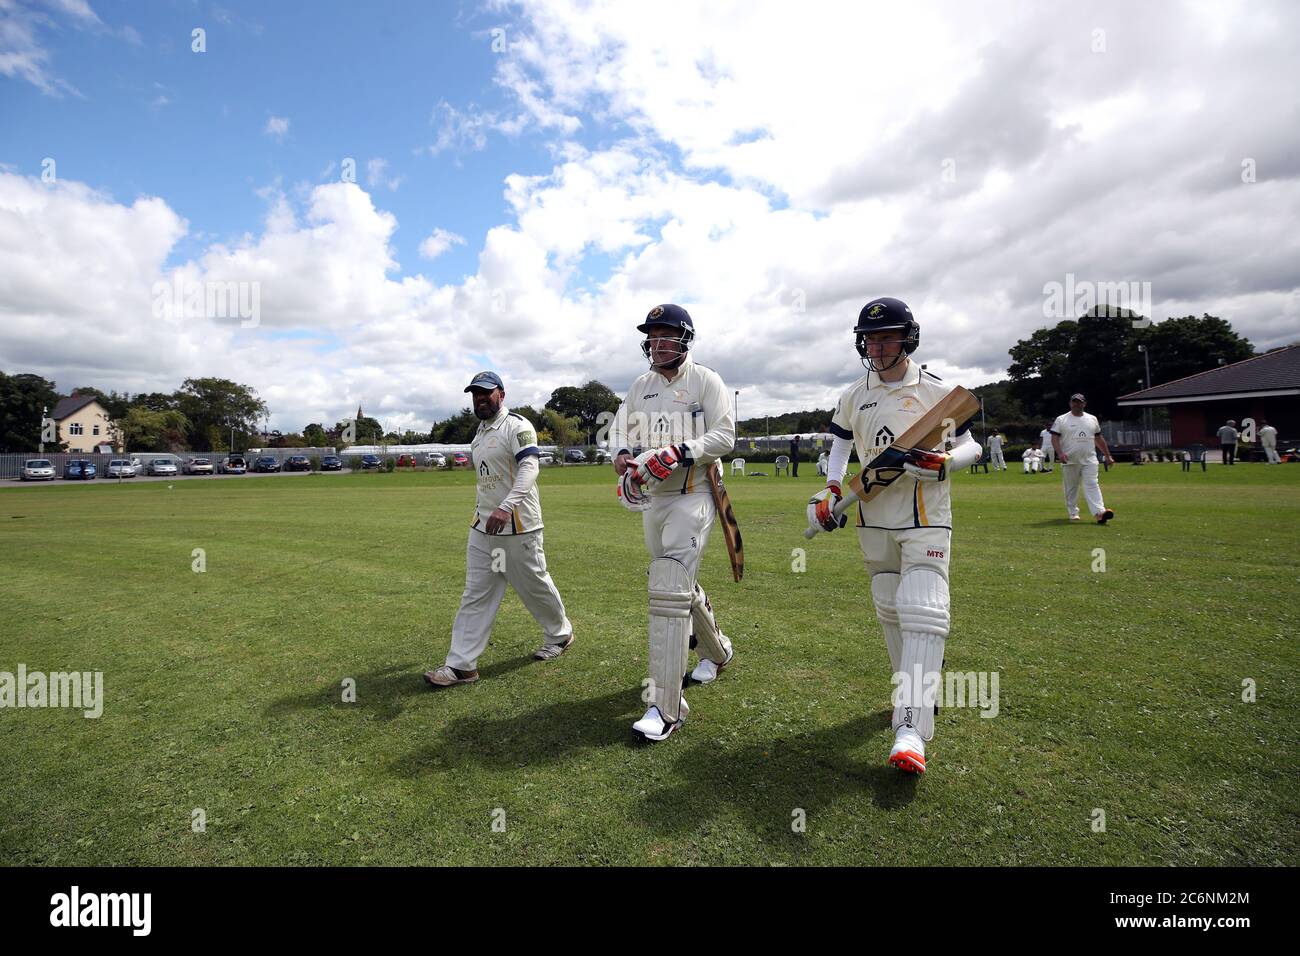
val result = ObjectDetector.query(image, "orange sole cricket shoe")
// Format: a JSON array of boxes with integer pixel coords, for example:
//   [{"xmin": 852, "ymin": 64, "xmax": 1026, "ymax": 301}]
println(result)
[{"xmin": 889, "ymin": 750, "xmax": 926, "ymax": 774}]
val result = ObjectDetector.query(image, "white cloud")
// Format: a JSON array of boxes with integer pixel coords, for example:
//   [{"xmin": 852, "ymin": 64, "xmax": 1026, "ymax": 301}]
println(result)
[
  {"xmin": 3, "ymin": 1, "xmax": 1299, "ymax": 433},
  {"xmin": 419, "ymin": 228, "xmax": 465, "ymax": 260},
  {"xmin": 365, "ymin": 158, "xmax": 403, "ymax": 191},
  {"xmin": 264, "ymin": 116, "xmax": 290, "ymax": 140}
]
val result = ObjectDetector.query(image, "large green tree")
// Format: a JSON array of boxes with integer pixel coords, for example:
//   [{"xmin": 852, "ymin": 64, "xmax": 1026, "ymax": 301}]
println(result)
[
  {"xmin": 0, "ymin": 372, "xmax": 61, "ymax": 452},
  {"xmin": 1007, "ymin": 312, "xmax": 1254, "ymax": 422},
  {"xmin": 119, "ymin": 407, "xmax": 191, "ymax": 453},
  {"xmin": 546, "ymin": 381, "xmax": 621, "ymax": 437},
  {"xmin": 175, "ymin": 378, "xmax": 268, "ymax": 450}
]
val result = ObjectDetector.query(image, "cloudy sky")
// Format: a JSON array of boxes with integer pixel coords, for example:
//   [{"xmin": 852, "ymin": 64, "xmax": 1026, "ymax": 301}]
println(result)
[{"xmin": 2, "ymin": 0, "xmax": 1298, "ymax": 433}]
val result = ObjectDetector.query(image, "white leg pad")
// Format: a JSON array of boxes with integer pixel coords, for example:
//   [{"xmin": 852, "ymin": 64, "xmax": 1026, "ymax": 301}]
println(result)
[
  {"xmin": 690, "ymin": 585, "xmax": 730, "ymax": 663},
  {"xmin": 893, "ymin": 568, "xmax": 950, "ymax": 741},
  {"xmin": 648, "ymin": 557, "xmax": 692, "ymax": 721},
  {"xmin": 871, "ymin": 572, "xmax": 903, "ymax": 674}
]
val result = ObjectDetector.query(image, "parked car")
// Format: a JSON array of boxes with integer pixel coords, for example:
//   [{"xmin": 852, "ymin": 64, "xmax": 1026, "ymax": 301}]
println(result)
[
  {"xmin": 360, "ymin": 454, "xmax": 382, "ymax": 470},
  {"xmin": 252, "ymin": 456, "xmax": 280, "ymax": 473},
  {"xmin": 106, "ymin": 459, "xmax": 137, "ymax": 478},
  {"xmin": 536, "ymin": 452, "xmax": 555, "ymax": 466},
  {"xmin": 148, "ymin": 458, "xmax": 178, "ymax": 476},
  {"xmin": 218, "ymin": 456, "xmax": 247, "ymax": 474},
  {"xmin": 320, "ymin": 455, "xmax": 343, "ymax": 471},
  {"xmin": 452, "ymin": 453, "xmax": 470, "ymax": 468},
  {"xmin": 184, "ymin": 458, "xmax": 214, "ymax": 475},
  {"xmin": 593, "ymin": 448, "xmax": 612, "ymax": 464},
  {"xmin": 63, "ymin": 459, "xmax": 96, "ymax": 480},
  {"xmin": 396, "ymin": 453, "xmax": 417, "ymax": 468},
  {"xmin": 424, "ymin": 452, "xmax": 447, "ymax": 468},
  {"xmin": 284, "ymin": 455, "xmax": 312, "ymax": 472},
  {"xmin": 564, "ymin": 448, "xmax": 588, "ymax": 463},
  {"xmin": 21, "ymin": 459, "xmax": 55, "ymax": 481}
]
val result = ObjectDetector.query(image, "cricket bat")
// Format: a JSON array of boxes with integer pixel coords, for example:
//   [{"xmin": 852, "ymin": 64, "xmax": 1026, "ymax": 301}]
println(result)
[
  {"xmin": 804, "ymin": 385, "xmax": 979, "ymax": 539},
  {"xmin": 707, "ymin": 462, "xmax": 744, "ymax": 581}
]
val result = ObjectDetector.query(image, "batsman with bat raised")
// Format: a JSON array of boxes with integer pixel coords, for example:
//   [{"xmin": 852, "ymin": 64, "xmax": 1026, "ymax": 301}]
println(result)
[{"xmin": 806, "ymin": 297, "xmax": 982, "ymax": 774}]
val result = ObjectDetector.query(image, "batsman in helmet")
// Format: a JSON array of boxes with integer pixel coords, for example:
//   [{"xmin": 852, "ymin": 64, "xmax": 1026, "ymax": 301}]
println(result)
[
  {"xmin": 808, "ymin": 297, "xmax": 982, "ymax": 774},
  {"xmin": 610, "ymin": 304, "xmax": 737, "ymax": 742}
]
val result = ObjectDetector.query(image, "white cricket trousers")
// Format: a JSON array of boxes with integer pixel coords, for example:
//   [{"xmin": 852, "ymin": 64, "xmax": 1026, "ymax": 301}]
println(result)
[
  {"xmin": 447, "ymin": 529, "xmax": 572, "ymax": 671},
  {"xmin": 1263, "ymin": 439, "xmax": 1281, "ymax": 464},
  {"xmin": 991, "ymin": 447, "xmax": 1006, "ymax": 470},
  {"xmin": 1061, "ymin": 459, "xmax": 1105, "ymax": 518},
  {"xmin": 643, "ymin": 492, "xmax": 715, "ymax": 580}
]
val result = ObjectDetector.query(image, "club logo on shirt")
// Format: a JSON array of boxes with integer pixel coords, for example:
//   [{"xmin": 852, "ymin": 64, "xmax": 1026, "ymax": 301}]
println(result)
[
  {"xmin": 875, "ymin": 425, "xmax": 895, "ymax": 446},
  {"xmin": 673, "ymin": 389, "xmax": 690, "ymax": 403}
]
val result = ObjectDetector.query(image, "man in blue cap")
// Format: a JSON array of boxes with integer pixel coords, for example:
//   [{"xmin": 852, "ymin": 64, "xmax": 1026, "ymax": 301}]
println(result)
[{"xmin": 424, "ymin": 371, "xmax": 574, "ymax": 687}]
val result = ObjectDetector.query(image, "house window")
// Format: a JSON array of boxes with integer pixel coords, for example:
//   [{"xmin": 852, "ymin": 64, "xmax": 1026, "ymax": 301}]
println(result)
[
  {"xmin": 93, "ymin": 425, "xmax": 100, "ymax": 435},
  {"xmin": 70, "ymin": 423, "xmax": 83, "ymax": 436}
]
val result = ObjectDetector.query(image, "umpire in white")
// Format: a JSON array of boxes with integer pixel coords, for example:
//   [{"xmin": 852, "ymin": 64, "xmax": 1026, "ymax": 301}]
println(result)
[{"xmin": 424, "ymin": 371, "xmax": 574, "ymax": 687}]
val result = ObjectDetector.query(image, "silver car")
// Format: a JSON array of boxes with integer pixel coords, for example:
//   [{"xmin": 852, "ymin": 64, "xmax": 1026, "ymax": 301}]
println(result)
[
  {"xmin": 148, "ymin": 458, "xmax": 179, "ymax": 476},
  {"xmin": 21, "ymin": 459, "xmax": 55, "ymax": 481},
  {"xmin": 184, "ymin": 458, "xmax": 214, "ymax": 475},
  {"xmin": 106, "ymin": 459, "xmax": 137, "ymax": 478}
]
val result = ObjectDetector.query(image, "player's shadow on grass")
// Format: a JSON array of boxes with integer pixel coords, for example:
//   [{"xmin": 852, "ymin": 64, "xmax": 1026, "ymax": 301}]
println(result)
[
  {"xmin": 390, "ymin": 687, "xmax": 642, "ymax": 777},
  {"xmin": 265, "ymin": 663, "xmax": 431, "ymax": 723},
  {"xmin": 634, "ymin": 709, "xmax": 918, "ymax": 836}
]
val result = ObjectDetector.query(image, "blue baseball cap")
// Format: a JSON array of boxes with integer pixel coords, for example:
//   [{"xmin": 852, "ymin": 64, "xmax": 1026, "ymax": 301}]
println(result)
[{"xmin": 465, "ymin": 371, "xmax": 504, "ymax": 392}]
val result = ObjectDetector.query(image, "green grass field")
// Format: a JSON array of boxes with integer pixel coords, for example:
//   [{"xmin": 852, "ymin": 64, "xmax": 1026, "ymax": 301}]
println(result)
[{"xmin": 1, "ymin": 462, "xmax": 1296, "ymax": 866}]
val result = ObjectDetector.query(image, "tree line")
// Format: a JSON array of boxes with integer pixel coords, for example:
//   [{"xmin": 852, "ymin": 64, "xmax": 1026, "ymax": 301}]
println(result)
[{"xmin": 0, "ymin": 314, "xmax": 1263, "ymax": 453}]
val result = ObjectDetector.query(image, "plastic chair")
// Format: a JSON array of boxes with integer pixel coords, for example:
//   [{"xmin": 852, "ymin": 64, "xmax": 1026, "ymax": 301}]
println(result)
[
  {"xmin": 730, "ymin": 458, "xmax": 746, "ymax": 476},
  {"xmin": 1181, "ymin": 445, "xmax": 1207, "ymax": 472},
  {"xmin": 774, "ymin": 455, "xmax": 790, "ymax": 477}
]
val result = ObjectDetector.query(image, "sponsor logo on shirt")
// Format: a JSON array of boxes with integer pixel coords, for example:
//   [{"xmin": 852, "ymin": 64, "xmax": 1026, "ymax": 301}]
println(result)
[
  {"xmin": 643, "ymin": 392, "xmax": 659, "ymax": 399},
  {"xmin": 928, "ymin": 549, "xmax": 945, "ymax": 558},
  {"xmin": 859, "ymin": 401, "xmax": 878, "ymax": 410},
  {"xmin": 875, "ymin": 425, "xmax": 896, "ymax": 446}
]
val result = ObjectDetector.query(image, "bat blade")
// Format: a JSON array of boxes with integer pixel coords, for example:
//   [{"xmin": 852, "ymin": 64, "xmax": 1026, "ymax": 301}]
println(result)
[{"xmin": 803, "ymin": 386, "xmax": 979, "ymax": 539}]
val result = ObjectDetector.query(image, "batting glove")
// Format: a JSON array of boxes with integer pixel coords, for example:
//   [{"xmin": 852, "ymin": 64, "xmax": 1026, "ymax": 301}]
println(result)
[
  {"xmin": 642, "ymin": 443, "xmax": 690, "ymax": 484},
  {"xmin": 903, "ymin": 448, "xmax": 949, "ymax": 482},
  {"xmin": 807, "ymin": 482, "xmax": 847, "ymax": 532}
]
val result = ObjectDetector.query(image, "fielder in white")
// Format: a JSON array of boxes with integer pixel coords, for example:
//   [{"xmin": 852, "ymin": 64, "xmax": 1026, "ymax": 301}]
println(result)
[
  {"xmin": 424, "ymin": 371, "xmax": 574, "ymax": 688},
  {"xmin": 1039, "ymin": 425, "xmax": 1055, "ymax": 471},
  {"xmin": 807, "ymin": 297, "xmax": 982, "ymax": 775},
  {"xmin": 987, "ymin": 431, "xmax": 1007, "ymax": 471},
  {"xmin": 1260, "ymin": 420, "xmax": 1281, "ymax": 464},
  {"xmin": 1049, "ymin": 393, "xmax": 1115, "ymax": 525},
  {"xmin": 1022, "ymin": 447, "xmax": 1043, "ymax": 473},
  {"xmin": 610, "ymin": 304, "xmax": 736, "ymax": 742}
]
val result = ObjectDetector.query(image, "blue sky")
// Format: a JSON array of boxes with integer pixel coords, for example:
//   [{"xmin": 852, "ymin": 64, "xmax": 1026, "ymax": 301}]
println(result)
[
  {"xmin": 4, "ymin": 1, "xmax": 564, "ymax": 285},
  {"xmin": 2, "ymin": 1, "xmax": 1297, "ymax": 433}
]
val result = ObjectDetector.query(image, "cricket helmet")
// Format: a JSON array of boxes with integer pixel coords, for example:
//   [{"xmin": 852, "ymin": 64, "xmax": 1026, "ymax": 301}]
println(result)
[{"xmin": 853, "ymin": 297, "xmax": 919, "ymax": 373}]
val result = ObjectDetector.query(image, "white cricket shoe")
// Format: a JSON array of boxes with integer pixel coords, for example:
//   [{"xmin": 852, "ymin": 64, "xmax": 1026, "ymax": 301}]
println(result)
[
  {"xmin": 690, "ymin": 636, "xmax": 734, "ymax": 684},
  {"xmin": 889, "ymin": 724, "xmax": 926, "ymax": 774},
  {"xmin": 632, "ymin": 697, "xmax": 689, "ymax": 742}
]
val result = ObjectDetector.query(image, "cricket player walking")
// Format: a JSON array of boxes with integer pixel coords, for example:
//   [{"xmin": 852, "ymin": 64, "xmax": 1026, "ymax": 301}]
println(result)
[
  {"xmin": 424, "ymin": 371, "xmax": 574, "ymax": 687},
  {"xmin": 807, "ymin": 297, "xmax": 982, "ymax": 774},
  {"xmin": 610, "ymin": 304, "xmax": 736, "ymax": 742},
  {"xmin": 987, "ymin": 431, "xmax": 1007, "ymax": 471},
  {"xmin": 1049, "ymin": 393, "xmax": 1115, "ymax": 524}
]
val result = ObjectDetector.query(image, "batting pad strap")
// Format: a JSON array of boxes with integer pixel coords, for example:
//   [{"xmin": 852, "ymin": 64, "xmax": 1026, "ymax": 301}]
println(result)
[
  {"xmin": 648, "ymin": 558, "xmax": 692, "ymax": 721},
  {"xmin": 895, "ymin": 567, "xmax": 951, "ymax": 636}
]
